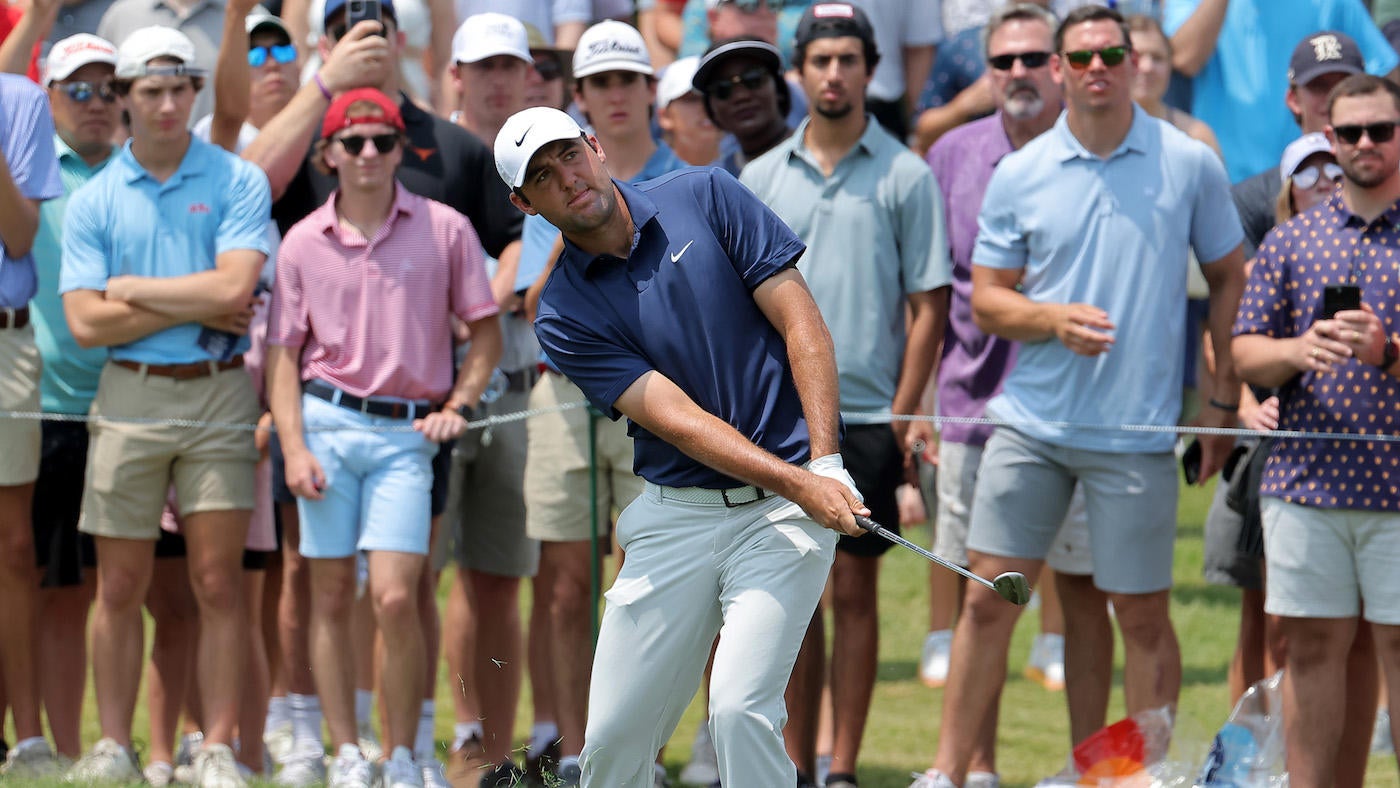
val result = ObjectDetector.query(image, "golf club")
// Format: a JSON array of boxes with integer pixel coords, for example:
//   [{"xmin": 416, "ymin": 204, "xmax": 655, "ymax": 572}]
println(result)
[{"xmin": 854, "ymin": 515, "xmax": 1032, "ymax": 605}]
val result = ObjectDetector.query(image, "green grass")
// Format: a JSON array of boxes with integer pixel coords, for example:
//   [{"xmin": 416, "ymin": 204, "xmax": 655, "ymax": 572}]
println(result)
[{"xmin": 14, "ymin": 479, "xmax": 1400, "ymax": 787}]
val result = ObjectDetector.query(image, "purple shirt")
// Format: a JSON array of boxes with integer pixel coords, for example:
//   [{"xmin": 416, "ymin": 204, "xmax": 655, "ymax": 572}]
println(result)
[
  {"xmin": 1233, "ymin": 194, "xmax": 1400, "ymax": 511},
  {"xmin": 0, "ymin": 74, "xmax": 62, "ymax": 308},
  {"xmin": 925, "ymin": 112, "xmax": 1016, "ymax": 445}
]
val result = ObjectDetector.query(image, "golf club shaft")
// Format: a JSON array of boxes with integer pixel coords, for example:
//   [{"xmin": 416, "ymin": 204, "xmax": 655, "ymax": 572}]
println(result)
[{"xmin": 853, "ymin": 514, "xmax": 997, "ymax": 593}]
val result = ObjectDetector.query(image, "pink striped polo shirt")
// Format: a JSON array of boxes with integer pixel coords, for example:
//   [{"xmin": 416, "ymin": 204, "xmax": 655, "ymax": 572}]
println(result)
[{"xmin": 267, "ymin": 185, "xmax": 499, "ymax": 402}]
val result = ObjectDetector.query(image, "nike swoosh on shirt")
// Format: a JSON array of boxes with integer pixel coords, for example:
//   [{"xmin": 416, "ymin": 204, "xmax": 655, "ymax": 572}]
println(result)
[{"xmin": 670, "ymin": 240, "xmax": 694, "ymax": 263}]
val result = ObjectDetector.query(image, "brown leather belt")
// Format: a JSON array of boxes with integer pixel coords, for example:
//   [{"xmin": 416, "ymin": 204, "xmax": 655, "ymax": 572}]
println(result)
[
  {"xmin": 113, "ymin": 355, "xmax": 245, "ymax": 380},
  {"xmin": 0, "ymin": 306, "xmax": 29, "ymax": 329}
]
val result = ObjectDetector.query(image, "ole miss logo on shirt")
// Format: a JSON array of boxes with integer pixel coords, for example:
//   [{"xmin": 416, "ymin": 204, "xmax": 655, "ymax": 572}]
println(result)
[{"xmin": 189, "ymin": 202, "xmax": 211, "ymax": 214}]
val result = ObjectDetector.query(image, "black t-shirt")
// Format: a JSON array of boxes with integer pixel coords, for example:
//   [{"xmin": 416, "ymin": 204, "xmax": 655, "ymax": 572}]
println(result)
[
  {"xmin": 1231, "ymin": 168, "xmax": 1282, "ymax": 260},
  {"xmin": 272, "ymin": 96, "xmax": 522, "ymax": 259}
]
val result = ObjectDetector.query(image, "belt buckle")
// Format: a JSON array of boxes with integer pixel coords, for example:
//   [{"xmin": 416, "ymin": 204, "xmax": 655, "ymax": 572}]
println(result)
[
  {"xmin": 1, "ymin": 307, "xmax": 13, "ymax": 328},
  {"xmin": 721, "ymin": 487, "xmax": 765, "ymax": 508}
]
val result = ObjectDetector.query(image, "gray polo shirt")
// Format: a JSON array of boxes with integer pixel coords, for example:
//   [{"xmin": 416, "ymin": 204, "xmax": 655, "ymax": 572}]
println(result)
[
  {"xmin": 46, "ymin": 0, "xmax": 118, "ymax": 56},
  {"xmin": 97, "ymin": 0, "xmax": 224, "ymax": 123},
  {"xmin": 741, "ymin": 116, "xmax": 952, "ymax": 416}
]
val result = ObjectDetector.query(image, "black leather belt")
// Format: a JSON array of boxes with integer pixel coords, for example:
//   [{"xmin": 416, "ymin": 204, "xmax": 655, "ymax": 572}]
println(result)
[
  {"xmin": 0, "ymin": 306, "xmax": 30, "ymax": 329},
  {"xmin": 305, "ymin": 380, "xmax": 436, "ymax": 420}
]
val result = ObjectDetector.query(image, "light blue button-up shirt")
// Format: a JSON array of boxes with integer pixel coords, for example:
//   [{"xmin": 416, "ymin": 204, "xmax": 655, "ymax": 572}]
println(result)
[
  {"xmin": 0, "ymin": 74, "xmax": 63, "ymax": 308},
  {"xmin": 974, "ymin": 106, "xmax": 1243, "ymax": 453}
]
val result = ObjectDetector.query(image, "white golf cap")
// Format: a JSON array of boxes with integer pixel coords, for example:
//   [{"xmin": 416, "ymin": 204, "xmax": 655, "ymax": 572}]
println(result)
[
  {"xmin": 116, "ymin": 26, "xmax": 203, "ymax": 78},
  {"xmin": 573, "ymin": 20, "xmax": 652, "ymax": 79},
  {"xmin": 246, "ymin": 7, "xmax": 291, "ymax": 39},
  {"xmin": 657, "ymin": 56, "xmax": 701, "ymax": 111},
  {"xmin": 494, "ymin": 106, "xmax": 585, "ymax": 187},
  {"xmin": 452, "ymin": 12, "xmax": 531, "ymax": 65},
  {"xmin": 1279, "ymin": 132, "xmax": 1334, "ymax": 180},
  {"xmin": 44, "ymin": 33, "xmax": 117, "ymax": 85}
]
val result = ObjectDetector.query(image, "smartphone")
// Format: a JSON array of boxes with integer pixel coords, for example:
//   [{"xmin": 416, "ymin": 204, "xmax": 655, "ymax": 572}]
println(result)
[
  {"xmin": 346, "ymin": 0, "xmax": 383, "ymax": 35},
  {"xmin": 1181, "ymin": 438, "xmax": 1201, "ymax": 486},
  {"xmin": 1322, "ymin": 284, "xmax": 1361, "ymax": 319}
]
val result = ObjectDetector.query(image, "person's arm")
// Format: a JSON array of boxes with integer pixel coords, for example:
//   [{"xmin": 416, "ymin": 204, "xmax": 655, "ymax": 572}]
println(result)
[
  {"xmin": 0, "ymin": 0, "xmax": 58, "ymax": 75},
  {"xmin": 280, "ymin": 0, "xmax": 311, "ymax": 65},
  {"xmin": 554, "ymin": 21, "xmax": 585, "ymax": 50},
  {"xmin": 241, "ymin": 21, "xmax": 392, "ymax": 199},
  {"xmin": 903, "ymin": 43, "xmax": 936, "ymax": 117},
  {"xmin": 266, "ymin": 342, "xmax": 327, "ymax": 498},
  {"xmin": 424, "ymin": 0, "xmax": 453, "ymax": 112},
  {"xmin": 104, "ymin": 249, "xmax": 265, "ymax": 321},
  {"xmin": 491, "ymin": 240, "xmax": 523, "ymax": 312},
  {"xmin": 420, "ymin": 313, "xmax": 502, "ymax": 441},
  {"xmin": 523, "ymin": 233, "xmax": 565, "ymax": 322},
  {"xmin": 751, "ymin": 267, "xmax": 842, "ymax": 459},
  {"xmin": 1192, "ymin": 245, "xmax": 1245, "ymax": 481},
  {"xmin": 911, "ymin": 75, "xmax": 992, "ymax": 156},
  {"xmin": 970, "ymin": 264, "xmax": 1115, "ymax": 354},
  {"xmin": 891, "ymin": 288, "xmax": 948, "ymax": 445},
  {"xmin": 1170, "ymin": 0, "xmax": 1229, "ymax": 76},
  {"xmin": 210, "ymin": 0, "xmax": 262, "ymax": 152},
  {"xmin": 0, "ymin": 153, "xmax": 41, "ymax": 260},
  {"xmin": 62, "ymin": 288, "xmax": 185, "ymax": 347}
]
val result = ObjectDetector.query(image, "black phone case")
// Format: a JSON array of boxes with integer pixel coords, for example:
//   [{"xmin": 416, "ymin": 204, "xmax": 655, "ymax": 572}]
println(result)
[{"xmin": 1322, "ymin": 284, "xmax": 1361, "ymax": 319}]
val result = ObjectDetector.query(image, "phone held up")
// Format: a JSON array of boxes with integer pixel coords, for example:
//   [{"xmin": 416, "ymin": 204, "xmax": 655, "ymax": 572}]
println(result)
[
  {"xmin": 1181, "ymin": 438, "xmax": 1202, "ymax": 486},
  {"xmin": 1322, "ymin": 284, "xmax": 1361, "ymax": 320},
  {"xmin": 346, "ymin": 0, "xmax": 383, "ymax": 36}
]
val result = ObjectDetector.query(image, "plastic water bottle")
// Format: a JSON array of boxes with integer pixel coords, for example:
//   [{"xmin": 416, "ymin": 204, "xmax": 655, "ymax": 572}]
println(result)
[
  {"xmin": 480, "ymin": 368, "xmax": 509, "ymax": 405},
  {"xmin": 1196, "ymin": 672, "xmax": 1286, "ymax": 787}
]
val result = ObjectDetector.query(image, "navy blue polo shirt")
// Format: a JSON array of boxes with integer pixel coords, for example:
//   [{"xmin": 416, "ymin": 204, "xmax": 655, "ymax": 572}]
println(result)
[{"xmin": 534, "ymin": 168, "xmax": 811, "ymax": 489}]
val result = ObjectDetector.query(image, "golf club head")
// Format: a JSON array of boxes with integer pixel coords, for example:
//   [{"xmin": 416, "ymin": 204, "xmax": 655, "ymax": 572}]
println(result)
[{"xmin": 992, "ymin": 572, "xmax": 1032, "ymax": 605}]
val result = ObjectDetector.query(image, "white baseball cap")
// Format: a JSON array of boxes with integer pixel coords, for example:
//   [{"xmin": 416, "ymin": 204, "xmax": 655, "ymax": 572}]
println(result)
[
  {"xmin": 573, "ymin": 20, "xmax": 652, "ymax": 79},
  {"xmin": 116, "ymin": 26, "xmax": 203, "ymax": 79},
  {"xmin": 657, "ymin": 56, "xmax": 701, "ymax": 111},
  {"xmin": 452, "ymin": 12, "xmax": 531, "ymax": 65},
  {"xmin": 494, "ymin": 106, "xmax": 585, "ymax": 187},
  {"xmin": 246, "ymin": 8, "xmax": 291, "ymax": 39},
  {"xmin": 1279, "ymin": 132, "xmax": 1334, "ymax": 180},
  {"xmin": 44, "ymin": 33, "xmax": 117, "ymax": 85}
]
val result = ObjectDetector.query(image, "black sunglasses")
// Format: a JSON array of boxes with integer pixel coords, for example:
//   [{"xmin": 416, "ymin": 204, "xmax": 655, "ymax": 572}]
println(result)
[
  {"xmin": 1333, "ymin": 121, "xmax": 1400, "ymax": 145},
  {"xmin": 533, "ymin": 56, "xmax": 563, "ymax": 81},
  {"xmin": 58, "ymin": 80, "xmax": 118, "ymax": 104},
  {"xmin": 706, "ymin": 67, "xmax": 770, "ymax": 101},
  {"xmin": 337, "ymin": 133, "xmax": 400, "ymax": 155},
  {"xmin": 1062, "ymin": 46, "xmax": 1129, "ymax": 69},
  {"xmin": 987, "ymin": 51, "xmax": 1052, "ymax": 71}
]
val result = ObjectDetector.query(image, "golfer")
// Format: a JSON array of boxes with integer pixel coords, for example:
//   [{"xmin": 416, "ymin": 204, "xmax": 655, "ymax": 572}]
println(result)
[{"xmin": 494, "ymin": 106, "xmax": 868, "ymax": 788}]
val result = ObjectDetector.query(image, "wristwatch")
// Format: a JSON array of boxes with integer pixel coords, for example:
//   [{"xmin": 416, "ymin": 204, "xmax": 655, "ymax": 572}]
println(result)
[
  {"xmin": 455, "ymin": 403, "xmax": 476, "ymax": 421},
  {"xmin": 1378, "ymin": 334, "xmax": 1399, "ymax": 374}
]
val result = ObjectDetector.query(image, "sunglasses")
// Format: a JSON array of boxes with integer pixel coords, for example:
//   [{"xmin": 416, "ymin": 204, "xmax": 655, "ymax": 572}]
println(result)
[
  {"xmin": 706, "ymin": 67, "xmax": 770, "ymax": 101},
  {"xmin": 987, "ymin": 50, "xmax": 1052, "ymax": 71},
  {"xmin": 1333, "ymin": 121, "xmax": 1400, "ymax": 145},
  {"xmin": 1062, "ymin": 46, "xmax": 1129, "ymax": 70},
  {"xmin": 337, "ymin": 133, "xmax": 400, "ymax": 155},
  {"xmin": 533, "ymin": 57, "xmax": 563, "ymax": 81},
  {"xmin": 1291, "ymin": 162, "xmax": 1344, "ymax": 189},
  {"xmin": 58, "ymin": 80, "xmax": 118, "ymax": 104},
  {"xmin": 248, "ymin": 44, "xmax": 296, "ymax": 67}
]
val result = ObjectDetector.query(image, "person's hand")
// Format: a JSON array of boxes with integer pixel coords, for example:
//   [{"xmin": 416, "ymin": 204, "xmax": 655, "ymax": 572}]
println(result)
[
  {"xmin": 319, "ymin": 21, "xmax": 394, "ymax": 93},
  {"xmin": 902, "ymin": 416, "xmax": 935, "ymax": 485},
  {"xmin": 201, "ymin": 292, "xmax": 263, "ymax": 335},
  {"xmin": 1296, "ymin": 313, "xmax": 1370, "ymax": 373},
  {"xmin": 284, "ymin": 447, "xmax": 326, "ymax": 499},
  {"xmin": 254, "ymin": 411, "xmax": 273, "ymax": 459},
  {"xmin": 227, "ymin": 0, "xmax": 265, "ymax": 18},
  {"xmin": 795, "ymin": 454, "xmax": 869, "ymax": 536},
  {"xmin": 414, "ymin": 408, "xmax": 467, "ymax": 443},
  {"xmin": 104, "ymin": 275, "xmax": 135, "ymax": 303},
  {"xmin": 1331, "ymin": 305, "xmax": 1388, "ymax": 366},
  {"xmin": 1051, "ymin": 303, "xmax": 1115, "ymax": 356},
  {"xmin": 1192, "ymin": 402, "xmax": 1238, "ymax": 483},
  {"xmin": 1239, "ymin": 395, "xmax": 1279, "ymax": 433}
]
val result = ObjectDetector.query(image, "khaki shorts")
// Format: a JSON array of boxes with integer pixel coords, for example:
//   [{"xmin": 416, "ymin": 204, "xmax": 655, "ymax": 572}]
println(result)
[
  {"xmin": 1263, "ymin": 498, "xmax": 1400, "ymax": 624},
  {"xmin": 80, "ymin": 361, "xmax": 259, "ymax": 540},
  {"xmin": 524, "ymin": 372, "xmax": 643, "ymax": 543},
  {"xmin": 0, "ymin": 325, "xmax": 41, "ymax": 485}
]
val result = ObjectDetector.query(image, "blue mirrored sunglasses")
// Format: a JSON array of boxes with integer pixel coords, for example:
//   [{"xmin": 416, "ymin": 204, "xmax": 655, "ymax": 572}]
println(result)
[{"xmin": 248, "ymin": 44, "xmax": 297, "ymax": 67}]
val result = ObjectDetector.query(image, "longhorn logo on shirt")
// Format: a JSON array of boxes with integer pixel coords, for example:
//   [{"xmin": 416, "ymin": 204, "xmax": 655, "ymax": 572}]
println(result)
[
  {"xmin": 189, "ymin": 202, "xmax": 210, "ymax": 214},
  {"xmin": 408, "ymin": 145, "xmax": 437, "ymax": 162}
]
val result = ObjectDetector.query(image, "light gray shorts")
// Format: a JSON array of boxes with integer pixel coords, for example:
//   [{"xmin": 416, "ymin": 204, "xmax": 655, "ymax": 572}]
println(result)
[
  {"xmin": 1262, "ymin": 498, "xmax": 1400, "ymax": 624},
  {"xmin": 966, "ymin": 428, "xmax": 1178, "ymax": 594}
]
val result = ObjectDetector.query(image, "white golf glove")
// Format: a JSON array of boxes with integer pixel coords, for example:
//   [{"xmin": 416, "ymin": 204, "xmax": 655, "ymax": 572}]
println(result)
[{"xmin": 807, "ymin": 453, "xmax": 863, "ymax": 502}]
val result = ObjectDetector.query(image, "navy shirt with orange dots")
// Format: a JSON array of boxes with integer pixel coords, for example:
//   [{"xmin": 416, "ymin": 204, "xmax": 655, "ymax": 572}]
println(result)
[
  {"xmin": 1233, "ymin": 193, "xmax": 1400, "ymax": 511},
  {"xmin": 534, "ymin": 168, "xmax": 818, "ymax": 490}
]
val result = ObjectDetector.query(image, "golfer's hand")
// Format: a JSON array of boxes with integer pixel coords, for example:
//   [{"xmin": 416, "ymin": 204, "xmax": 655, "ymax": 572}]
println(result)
[
  {"xmin": 1051, "ymin": 303, "xmax": 1114, "ymax": 356},
  {"xmin": 799, "ymin": 454, "xmax": 869, "ymax": 536},
  {"xmin": 415, "ymin": 409, "xmax": 467, "ymax": 443},
  {"xmin": 284, "ymin": 447, "xmax": 326, "ymax": 500}
]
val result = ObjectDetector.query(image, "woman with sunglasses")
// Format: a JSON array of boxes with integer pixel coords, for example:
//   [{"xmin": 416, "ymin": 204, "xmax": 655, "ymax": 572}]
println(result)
[{"xmin": 1126, "ymin": 15, "xmax": 1220, "ymax": 159}]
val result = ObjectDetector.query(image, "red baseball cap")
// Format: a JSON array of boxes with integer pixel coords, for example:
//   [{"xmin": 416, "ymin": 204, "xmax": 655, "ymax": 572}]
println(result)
[{"xmin": 322, "ymin": 88, "xmax": 405, "ymax": 139}]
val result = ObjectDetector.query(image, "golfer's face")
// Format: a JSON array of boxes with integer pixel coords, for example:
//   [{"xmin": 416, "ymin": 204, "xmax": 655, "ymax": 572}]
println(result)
[{"xmin": 519, "ymin": 137, "xmax": 614, "ymax": 231}]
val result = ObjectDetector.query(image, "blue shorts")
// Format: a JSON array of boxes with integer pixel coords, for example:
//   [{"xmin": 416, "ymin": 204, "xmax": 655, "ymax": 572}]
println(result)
[{"xmin": 295, "ymin": 394, "xmax": 437, "ymax": 559}]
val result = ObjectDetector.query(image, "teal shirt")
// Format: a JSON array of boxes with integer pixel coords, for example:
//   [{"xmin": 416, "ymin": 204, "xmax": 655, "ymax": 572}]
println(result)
[
  {"xmin": 31, "ymin": 135, "xmax": 113, "ymax": 414},
  {"xmin": 741, "ymin": 117, "xmax": 952, "ymax": 416}
]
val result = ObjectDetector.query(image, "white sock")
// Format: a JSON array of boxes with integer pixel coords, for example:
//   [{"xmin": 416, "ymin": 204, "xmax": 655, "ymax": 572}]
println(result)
[
  {"xmin": 527, "ymin": 722, "xmax": 558, "ymax": 758},
  {"xmin": 14, "ymin": 737, "xmax": 45, "ymax": 752},
  {"xmin": 289, "ymin": 693, "xmax": 324, "ymax": 755},
  {"xmin": 266, "ymin": 696, "xmax": 289, "ymax": 729},
  {"xmin": 391, "ymin": 745, "xmax": 414, "ymax": 764},
  {"xmin": 451, "ymin": 722, "xmax": 483, "ymax": 751},
  {"xmin": 558, "ymin": 755, "xmax": 580, "ymax": 771},
  {"xmin": 415, "ymin": 701, "xmax": 436, "ymax": 760},
  {"xmin": 337, "ymin": 742, "xmax": 361, "ymax": 761},
  {"xmin": 355, "ymin": 690, "xmax": 374, "ymax": 727}
]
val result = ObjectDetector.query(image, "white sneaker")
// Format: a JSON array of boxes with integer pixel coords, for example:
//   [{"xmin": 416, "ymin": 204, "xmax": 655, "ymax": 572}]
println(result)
[
  {"xmin": 678, "ymin": 722, "xmax": 718, "ymax": 786},
  {"xmin": 358, "ymin": 721, "xmax": 384, "ymax": 763},
  {"xmin": 2, "ymin": 738, "xmax": 61, "ymax": 779},
  {"xmin": 909, "ymin": 768, "xmax": 957, "ymax": 788},
  {"xmin": 419, "ymin": 756, "xmax": 450, "ymax": 788},
  {"xmin": 145, "ymin": 760, "xmax": 176, "ymax": 787},
  {"xmin": 1373, "ymin": 707, "xmax": 1394, "ymax": 754},
  {"xmin": 329, "ymin": 749, "xmax": 375, "ymax": 788},
  {"xmin": 67, "ymin": 738, "xmax": 142, "ymax": 783},
  {"xmin": 1024, "ymin": 633, "xmax": 1065, "ymax": 691},
  {"xmin": 178, "ymin": 731, "xmax": 206, "ymax": 766},
  {"xmin": 194, "ymin": 743, "xmax": 248, "ymax": 788},
  {"xmin": 966, "ymin": 770, "xmax": 1000, "ymax": 788},
  {"xmin": 920, "ymin": 630, "xmax": 954, "ymax": 688},
  {"xmin": 274, "ymin": 754, "xmax": 328, "ymax": 786},
  {"xmin": 265, "ymin": 720, "xmax": 296, "ymax": 765},
  {"xmin": 653, "ymin": 761, "xmax": 671, "ymax": 787},
  {"xmin": 377, "ymin": 752, "xmax": 423, "ymax": 788}
]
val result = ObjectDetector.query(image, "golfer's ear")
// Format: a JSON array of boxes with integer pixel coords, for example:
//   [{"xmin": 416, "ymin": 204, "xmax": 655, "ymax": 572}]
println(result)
[{"xmin": 510, "ymin": 190, "xmax": 538, "ymax": 215}]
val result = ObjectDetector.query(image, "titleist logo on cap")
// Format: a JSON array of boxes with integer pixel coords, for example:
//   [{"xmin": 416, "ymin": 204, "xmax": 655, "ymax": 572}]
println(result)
[
  {"xmin": 56, "ymin": 40, "xmax": 116, "ymax": 56},
  {"xmin": 812, "ymin": 3, "xmax": 855, "ymax": 18},
  {"xmin": 587, "ymin": 38, "xmax": 644, "ymax": 58}
]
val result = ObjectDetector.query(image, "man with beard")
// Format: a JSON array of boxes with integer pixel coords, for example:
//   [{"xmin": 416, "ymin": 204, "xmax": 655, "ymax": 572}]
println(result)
[
  {"xmin": 1232, "ymin": 72, "xmax": 1400, "ymax": 785},
  {"xmin": 916, "ymin": 5, "xmax": 1116, "ymax": 784},
  {"xmin": 911, "ymin": 6, "xmax": 1246, "ymax": 786},
  {"xmin": 741, "ymin": 5, "xmax": 951, "ymax": 786},
  {"xmin": 693, "ymin": 37, "xmax": 793, "ymax": 176}
]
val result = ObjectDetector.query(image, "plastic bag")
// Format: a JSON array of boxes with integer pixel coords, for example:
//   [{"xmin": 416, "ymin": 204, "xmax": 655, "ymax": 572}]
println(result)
[
  {"xmin": 1195, "ymin": 671, "xmax": 1287, "ymax": 787},
  {"xmin": 1035, "ymin": 707, "xmax": 1177, "ymax": 787}
]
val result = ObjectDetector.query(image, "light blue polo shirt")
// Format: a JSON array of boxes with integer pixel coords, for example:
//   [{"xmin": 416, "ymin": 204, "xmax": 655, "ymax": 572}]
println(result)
[
  {"xmin": 31, "ymin": 136, "xmax": 115, "ymax": 414},
  {"xmin": 60, "ymin": 136, "xmax": 272, "ymax": 364},
  {"xmin": 974, "ymin": 106, "xmax": 1243, "ymax": 453},
  {"xmin": 0, "ymin": 74, "xmax": 63, "ymax": 308},
  {"xmin": 741, "ymin": 116, "xmax": 951, "ymax": 416}
]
